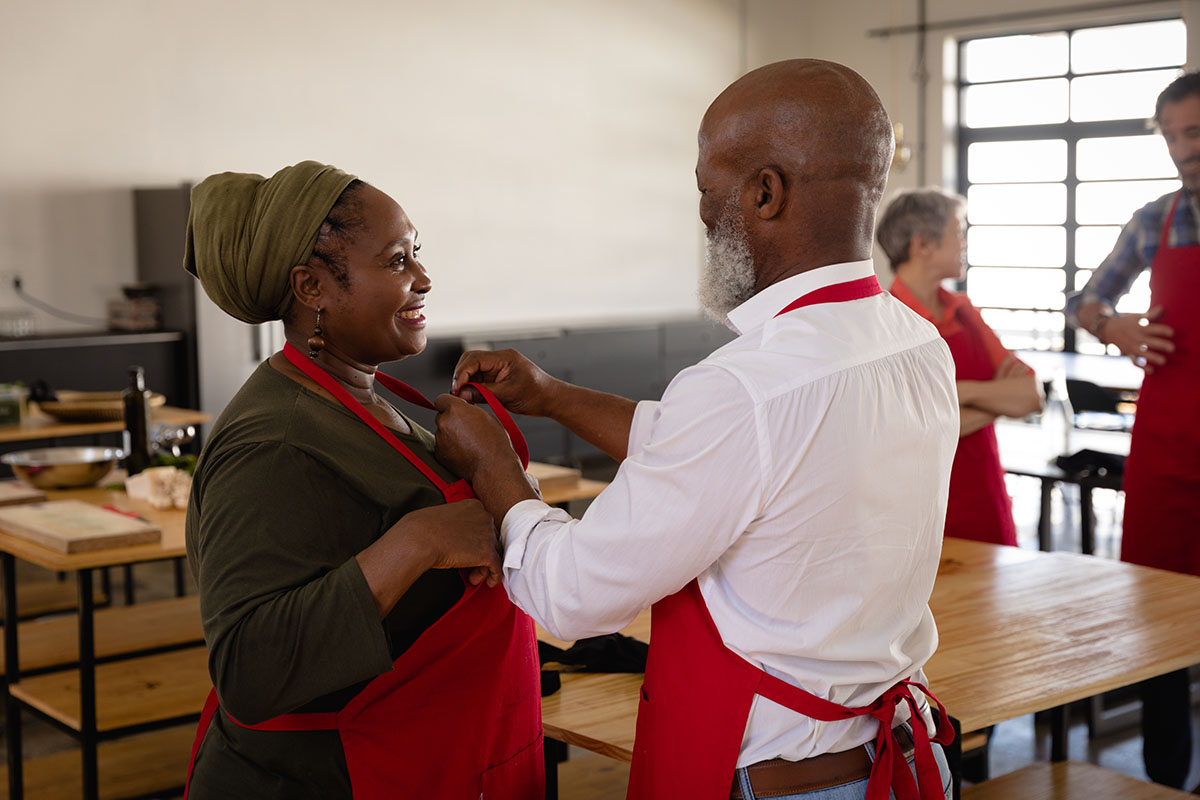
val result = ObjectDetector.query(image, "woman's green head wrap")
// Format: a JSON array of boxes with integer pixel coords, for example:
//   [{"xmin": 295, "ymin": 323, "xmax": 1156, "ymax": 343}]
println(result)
[{"xmin": 184, "ymin": 160, "xmax": 358, "ymax": 324}]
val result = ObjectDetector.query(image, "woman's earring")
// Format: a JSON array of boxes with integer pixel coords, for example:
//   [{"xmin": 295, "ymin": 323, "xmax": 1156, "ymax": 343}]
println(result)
[{"xmin": 307, "ymin": 307, "xmax": 325, "ymax": 359}]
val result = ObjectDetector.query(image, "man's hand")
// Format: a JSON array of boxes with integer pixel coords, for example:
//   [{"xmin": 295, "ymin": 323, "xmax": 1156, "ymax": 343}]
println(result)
[
  {"xmin": 1100, "ymin": 306, "xmax": 1175, "ymax": 374},
  {"xmin": 451, "ymin": 349, "xmax": 562, "ymax": 417},
  {"xmin": 434, "ymin": 394, "xmax": 521, "ymax": 484}
]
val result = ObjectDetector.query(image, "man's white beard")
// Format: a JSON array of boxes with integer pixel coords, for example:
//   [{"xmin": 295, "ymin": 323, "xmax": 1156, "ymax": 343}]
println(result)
[{"xmin": 698, "ymin": 195, "xmax": 757, "ymax": 322}]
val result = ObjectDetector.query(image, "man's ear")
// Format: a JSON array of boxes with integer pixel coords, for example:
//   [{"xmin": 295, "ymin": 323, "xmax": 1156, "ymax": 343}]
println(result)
[
  {"xmin": 753, "ymin": 167, "xmax": 786, "ymax": 220},
  {"xmin": 289, "ymin": 264, "xmax": 323, "ymax": 312}
]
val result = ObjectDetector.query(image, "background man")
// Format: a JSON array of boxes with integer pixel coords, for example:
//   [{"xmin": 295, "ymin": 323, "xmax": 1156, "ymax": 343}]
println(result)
[
  {"xmin": 437, "ymin": 59, "xmax": 959, "ymax": 799},
  {"xmin": 1068, "ymin": 71, "xmax": 1200, "ymax": 790}
]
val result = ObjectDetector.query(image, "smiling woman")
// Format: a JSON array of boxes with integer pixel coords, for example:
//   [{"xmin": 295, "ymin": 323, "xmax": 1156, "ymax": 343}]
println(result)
[{"xmin": 180, "ymin": 161, "xmax": 542, "ymax": 799}]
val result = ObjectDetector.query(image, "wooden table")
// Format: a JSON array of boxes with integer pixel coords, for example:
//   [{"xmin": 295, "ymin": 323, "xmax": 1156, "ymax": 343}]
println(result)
[
  {"xmin": 539, "ymin": 538, "xmax": 1200, "ymax": 765},
  {"xmin": 0, "ymin": 406, "xmax": 211, "ymax": 445},
  {"xmin": 0, "ymin": 486, "xmax": 203, "ymax": 800}
]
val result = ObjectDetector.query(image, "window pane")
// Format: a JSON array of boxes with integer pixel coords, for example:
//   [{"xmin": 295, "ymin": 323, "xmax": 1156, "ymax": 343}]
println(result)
[
  {"xmin": 968, "ymin": 267, "xmax": 1064, "ymax": 310},
  {"xmin": 1075, "ymin": 269, "xmax": 1093, "ymax": 291},
  {"xmin": 968, "ymin": 184, "xmax": 1065, "ymax": 224},
  {"xmin": 1076, "ymin": 179, "xmax": 1181, "ymax": 224},
  {"xmin": 1071, "ymin": 70, "xmax": 1180, "ymax": 122},
  {"xmin": 963, "ymin": 33, "xmax": 1069, "ymax": 83},
  {"xmin": 968, "ymin": 140, "xmax": 1067, "ymax": 184},
  {"xmin": 1077, "ymin": 135, "xmax": 1176, "ymax": 180},
  {"xmin": 1115, "ymin": 270, "xmax": 1152, "ymax": 314},
  {"xmin": 963, "ymin": 79, "xmax": 1068, "ymax": 128},
  {"xmin": 1075, "ymin": 226, "xmax": 1121, "ymax": 269},
  {"xmin": 1071, "ymin": 20, "xmax": 1186, "ymax": 74},
  {"xmin": 979, "ymin": 308, "xmax": 1064, "ymax": 351},
  {"xmin": 968, "ymin": 226, "xmax": 1065, "ymax": 267}
]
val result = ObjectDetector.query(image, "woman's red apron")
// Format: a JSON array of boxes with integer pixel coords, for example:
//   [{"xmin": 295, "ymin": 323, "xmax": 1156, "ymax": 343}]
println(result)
[
  {"xmin": 1121, "ymin": 191, "xmax": 1200, "ymax": 575},
  {"xmin": 939, "ymin": 303, "xmax": 1018, "ymax": 547},
  {"xmin": 184, "ymin": 343, "xmax": 543, "ymax": 799},
  {"xmin": 625, "ymin": 275, "xmax": 954, "ymax": 800}
]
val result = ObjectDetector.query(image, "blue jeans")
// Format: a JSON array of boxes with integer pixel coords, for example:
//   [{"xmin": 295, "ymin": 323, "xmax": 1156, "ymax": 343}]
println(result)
[{"xmin": 733, "ymin": 728, "xmax": 953, "ymax": 800}]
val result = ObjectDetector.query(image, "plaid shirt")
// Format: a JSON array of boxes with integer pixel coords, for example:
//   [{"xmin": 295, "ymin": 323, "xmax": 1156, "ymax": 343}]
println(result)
[{"xmin": 1066, "ymin": 188, "xmax": 1198, "ymax": 326}]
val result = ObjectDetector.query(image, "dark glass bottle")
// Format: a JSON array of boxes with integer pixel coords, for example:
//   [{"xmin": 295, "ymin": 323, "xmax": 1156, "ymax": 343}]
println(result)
[{"xmin": 122, "ymin": 366, "xmax": 153, "ymax": 476}]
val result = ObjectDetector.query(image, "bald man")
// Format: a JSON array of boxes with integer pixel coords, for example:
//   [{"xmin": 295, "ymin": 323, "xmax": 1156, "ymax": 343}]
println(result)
[{"xmin": 436, "ymin": 60, "xmax": 958, "ymax": 800}]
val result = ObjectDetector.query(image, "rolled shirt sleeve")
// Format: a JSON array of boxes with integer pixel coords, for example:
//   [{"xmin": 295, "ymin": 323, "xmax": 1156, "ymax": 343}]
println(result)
[{"xmin": 499, "ymin": 364, "xmax": 763, "ymax": 641}]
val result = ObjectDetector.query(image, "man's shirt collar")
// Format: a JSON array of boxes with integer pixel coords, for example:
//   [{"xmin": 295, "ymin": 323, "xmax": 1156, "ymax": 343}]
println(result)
[{"xmin": 724, "ymin": 260, "xmax": 877, "ymax": 335}]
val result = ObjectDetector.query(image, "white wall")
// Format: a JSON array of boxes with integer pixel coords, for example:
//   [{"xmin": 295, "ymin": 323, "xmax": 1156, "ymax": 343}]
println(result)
[
  {"xmin": 4, "ymin": 0, "xmax": 1192, "ymax": 339},
  {"xmin": 0, "ymin": 0, "xmax": 744, "ymax": 337}
]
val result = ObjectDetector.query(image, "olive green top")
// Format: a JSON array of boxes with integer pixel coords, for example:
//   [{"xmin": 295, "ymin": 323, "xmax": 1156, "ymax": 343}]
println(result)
[{"xmin": 185, "ymin": 360, "xmax": 463, "ymax": 799}]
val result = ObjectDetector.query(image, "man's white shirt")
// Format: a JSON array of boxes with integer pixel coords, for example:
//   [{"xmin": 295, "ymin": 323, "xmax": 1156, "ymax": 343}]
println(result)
[{"xmin": 500, "ymin": 260, "xmax": 958, "ymax": 765}]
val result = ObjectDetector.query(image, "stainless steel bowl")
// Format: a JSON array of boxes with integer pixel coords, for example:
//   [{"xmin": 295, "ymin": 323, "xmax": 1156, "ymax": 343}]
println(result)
[{"xmin": 1, "ymin": 447, "xmax": 123, "ymax": 489}]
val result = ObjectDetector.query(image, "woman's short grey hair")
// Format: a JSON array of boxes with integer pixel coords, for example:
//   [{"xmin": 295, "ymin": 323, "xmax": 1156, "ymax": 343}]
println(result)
[{"xmin": 876, "ymin": 188, "xmax": 966, "ymax": 271}]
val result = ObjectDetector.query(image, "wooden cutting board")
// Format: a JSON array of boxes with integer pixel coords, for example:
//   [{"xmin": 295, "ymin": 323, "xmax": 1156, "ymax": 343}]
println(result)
[
  {"xmin": 0, "ymin": 500, "xmax": 161, "ymax": 553},
  {"xmin": 0, "ymin": 480, "xmax": 47, "ymax": 506},
  {"xmin": 526, "ymin": 462, "xmax": 583, "ymax": 491}
]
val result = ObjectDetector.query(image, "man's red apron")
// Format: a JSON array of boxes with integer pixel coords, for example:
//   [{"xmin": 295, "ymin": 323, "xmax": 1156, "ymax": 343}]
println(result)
[
  {"xmin": 184, "ymin": 343, "xmax": 543, "ymax": 799},
  {"xmin": 939, "ymin": 304, "xmax": 1018, "ymax": 547},
  {"xmin": 1122, "ymin": 191, "xmax": 1200, "ymax": 575},
  {"xmin": 626, "ymin": 275, "xmax": 953, "ymax": 800}
]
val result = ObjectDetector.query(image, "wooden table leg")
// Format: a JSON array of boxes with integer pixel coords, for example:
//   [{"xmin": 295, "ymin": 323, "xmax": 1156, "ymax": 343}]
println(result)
[
  {"xmin": 4, "ymin": 553, "xmax": 24, "ymax": 800},
  {"xmin": 1038, "ymin": 478, "xmax": 1054, "ymax": 552},
  {"xmin": 78, "ymin": 568, "xmax": 99, "ymax": 800},
  {"xmin": 544, "ymin": 737, "xmax": 566, "ymax": 800},
  {"xmin": 1049, "ymin": 705, "xmax": 1069, "ymax": 761},
  {"xmin": 1079, "ymin": 482, "xmax": 1095, "ymax": 556}
]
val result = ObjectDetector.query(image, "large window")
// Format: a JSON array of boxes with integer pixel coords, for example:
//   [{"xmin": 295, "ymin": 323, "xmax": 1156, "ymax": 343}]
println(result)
[{"xmin": 957, "ymin": 18, "xmax": 1184, "ymax": 353}]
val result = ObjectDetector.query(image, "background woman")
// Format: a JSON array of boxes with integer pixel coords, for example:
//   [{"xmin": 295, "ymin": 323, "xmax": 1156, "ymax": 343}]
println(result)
[
  {"xmin": 877, "ymin": 189, "xmax": 1043, "ymax": 547},
  {"xmin": 182, "ymin": 161, "xmax": 542, "ymax": 799}
]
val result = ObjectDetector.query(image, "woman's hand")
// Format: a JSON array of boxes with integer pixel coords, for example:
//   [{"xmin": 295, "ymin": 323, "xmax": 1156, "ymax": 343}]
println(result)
[
  {"xmin": 451, "ymin": 349, "xmax": 562, "ymax": 417},
  {"xmin": 393, "ymin": 501, "xmax": 503, "ymax": 586},
  {"xmin": 357, "ymin": 500, "xmax": 503, "ymax": 618}
]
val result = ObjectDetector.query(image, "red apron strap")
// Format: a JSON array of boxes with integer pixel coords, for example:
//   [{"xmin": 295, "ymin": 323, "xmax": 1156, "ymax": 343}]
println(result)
[
  {"xmin": 225, "ymin": 707, "xmax": 341, "ymax": 732},
  {"xmin": 372, "ymin": 371, "xmax": 530, "ymax": 470},
  {"xmin": 1159, "ymin": 191, "xmax": 1183, "ymax": 251},
  {"xmin": 283, "ymin": 342, "xmax": 453, "ymax": 491},
  {"xmin": 284, "ymin": 343, "xmax": 530, "ymax": 477},
  {"xmin": 775, "ymin": 275, "xmax": 883, "ymax": 317},
  {"xmin": 184, "ymin": 689, "xmax": 221, "ymax": 799}
]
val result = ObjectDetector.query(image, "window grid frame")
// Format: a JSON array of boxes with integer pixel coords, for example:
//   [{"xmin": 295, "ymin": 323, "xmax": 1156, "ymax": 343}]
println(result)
[{"xmin": 955, "ymin": 16, "xmax": 1183, "ymax": 354}]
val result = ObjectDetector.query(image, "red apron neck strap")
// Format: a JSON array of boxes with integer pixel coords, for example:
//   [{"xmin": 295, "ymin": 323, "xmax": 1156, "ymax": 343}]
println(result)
[
  {"xmin": 282, "ymin": 342, "xmax": 452, "ymax": 491},
  {"xmin": 1160, "ymin": 190, "xmax": 1185, "ymax": 251},
  {"xmin": 371, "ymin": 369, "xmax": 530, "ymax": 470},
  {"xmin": 775, "ymin": 275, "xmax": 883, "ymax": 318}
]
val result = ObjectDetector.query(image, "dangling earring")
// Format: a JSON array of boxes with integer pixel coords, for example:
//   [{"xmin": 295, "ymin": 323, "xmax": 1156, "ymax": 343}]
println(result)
[{"xmin": 307, "ymin": 307, "xmax": 325, "ymax": 359}]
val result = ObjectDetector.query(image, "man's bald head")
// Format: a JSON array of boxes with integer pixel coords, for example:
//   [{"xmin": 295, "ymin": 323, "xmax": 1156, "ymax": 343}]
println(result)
[
  {"xmin": 695, "ymin": 59, "xmax": 894, "ymax": 296},
  {"xmin": 701, "ymin": 59, "xmax": 893, "ymax": 196}
]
